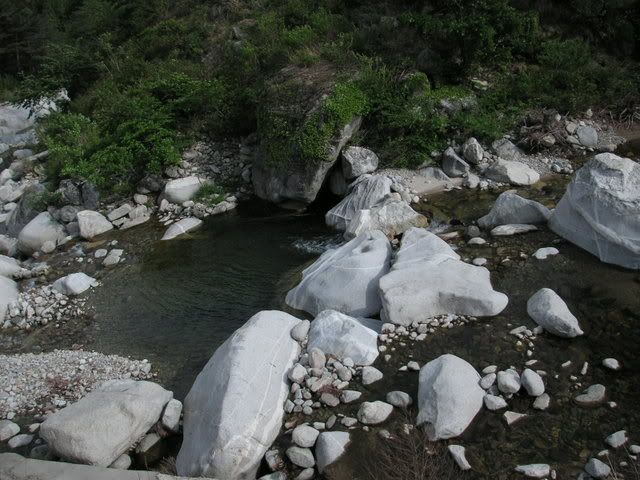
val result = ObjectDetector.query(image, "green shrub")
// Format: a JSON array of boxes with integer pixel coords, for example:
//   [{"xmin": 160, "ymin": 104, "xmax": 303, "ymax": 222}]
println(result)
[{"xmin": 194, "ymin": 183, "xmax": 226, "ymax": 206}]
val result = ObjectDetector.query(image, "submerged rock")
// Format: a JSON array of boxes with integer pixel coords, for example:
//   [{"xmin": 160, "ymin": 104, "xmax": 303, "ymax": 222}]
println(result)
[
  {"xmin": 478, "ymin": 192, "xmax": 551, "ymax": 229},
  {"xmin": 286, "ymin": 230, "xmax": 391, "ymax": 317},
  {"xmin": 527, "ymin": 288, "xmax": 583, "ymax": 338},
  {"xmin": 307, "ymin": 310, "xmax": 379, "ymax": 366},
  {"xmin": 325, "ymin": 175, "xmax": 392, "ymax": 231},
  {"xmin": 40, "ymin": 380, "xmax": 172, "ymax": 467},
  {"xmin": 379, "ymin": 229, "xmax": 507, "ymax": 325},
  {"xmin": 52, "ymin": 273, "xmax": 98, "ymax": 296},
  {"xmin": 548, "ymin": 153, "xmax": 639, "ymax": 269},
  {"xmin": 161, "ymin": 217, "xmax": 203, "ymax": 240},
  {"xmin": 176, "ymin": 310, "xmax": 301, "ymax": 479},
  {"xmin": 575, "ymin": 384, "xmax": 606, "ymax": 406},
  {"xmin": 416, "ymin": 354, "xmax": 484, "ymax": 440},
  {"xmin": 514, "ymin": 464, "xmax": 551, "ymax": 478}
]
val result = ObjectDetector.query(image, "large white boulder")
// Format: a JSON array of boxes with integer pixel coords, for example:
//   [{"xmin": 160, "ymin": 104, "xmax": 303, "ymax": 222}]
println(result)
[
  {"xmin": 342, "ymin": 146, "xmax": 379, "ymax": 179},
  {"xmin": 40, "ymin": 380, "xmax": 172, "ymax": 467},
  {"xmin": 527, "ymin": 288, "xmax": 583, "ymax": 338},
  {"xmin": 485, "ymin": 159, "xmax": 540, "ymax": 186},
  {"xmin": 307, "ymin": 310, "xmax": 379, "ymax": 366},
  {"xmin": 548, "ymin": 154, "xmax": 639, "ymax": 269},
  {"xmin": 52, "ymin": 273, "xmax": 98, "ymax": 296},
  {"xmin": 286, "ymin": 231, "xmax": 391, "ymax": 317},
  {"xmin": 379, "ymin": 230, "xmax": 507, "ymax": 325},
  {"xmin": 416, "ymin": 354, "xmax": 484, "ymax": 440},
  {"xmin": 176, "ymin": 310, "xmax": 302, "ymax": 479},
  {"xmin": 17, "ymin": 212, "xmax": 66, "ymax": 254},
  {"xmin": 325, "ymin": 175, "xmax": 391, "ymax": 231},
  {"xmin": 0, "ymin": 275, "xmax": 18, "ymax": 324},
  {"xmin": 344, "ymin": 194, "xmax": 428, "ymax": 240},
  {"xmin": 161, "ymin": 217, "xmax": 203, "ymax": 240},
  {"xmin": 77, "ymin": 210, "xmax": 113, "ymax": 240},
  {"xmin": 315, "ymin": 431, "xmax": 350, "ymax": 473},
  {"xmin": 163, "ymin": 177, "xmax": 207, "ymax": 204},
  {"xmin": 478, "ymin": 192, "xmax": 551, "ymax": 229}
]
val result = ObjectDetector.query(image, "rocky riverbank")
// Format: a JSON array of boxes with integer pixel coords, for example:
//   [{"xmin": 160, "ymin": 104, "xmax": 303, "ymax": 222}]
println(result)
[{"xmin": 1, "ymin": 94, "xmax": 639, "ymax": 480}]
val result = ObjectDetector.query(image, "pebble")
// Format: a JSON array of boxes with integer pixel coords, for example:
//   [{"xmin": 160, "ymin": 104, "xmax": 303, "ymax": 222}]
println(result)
[
  {"xmin": 497, "ymin": 369, "xmax": 521, "ymax": 394},
  {"xmin": 521, "ymin": 369, "xmax": 545, "ymax": 396},
  {"xmin": 472, "ymin": 257, "xmax": 487, "ymax": 266},
  {"xmin": 0, "ymin": 420, "xmax": 20, "ymax": 441},
  {"xmin": 484, "ymin": 394, "xmax": 508, "ymax": 411},
  {"xmin": 361, "ymin": 366, "xmax": 384, "ymax": 385},
  {"xmin": 602, "ymin": 358, "xmax": 621, "ymax": 371},
  {"xmin": 605, "ymin": 430, "xmax": 627, "ymax": 448},
  {"xmin": 357, "ymin": 401, "xmax": 393, "ymax": 425},
  {"xmin": 286, "ymin": 446, "xmax": 315, "ymax": 468},
  {"xmin": 575, "ymin": 384, "xmax": 606, "ymax": 406},
  {"xmin": 584, "ymin": 458, "xmax": 611, "ymax": 478},
  {"xmin": 0, "ymin": 351, "xmax": 153, "ymax": 419},
  {"xmin": 515, "ymin": 464, "xmax": 551, "ymax": 478},
  {"xmin": 448, "ymin": 445, "xmax": 471, "ymax": 471},
  {"xmin": 8, "ymin": 433, "xmax": 33, "ymax": 449},
  {"xmin": 385, "ymin": 391, "xmax": 412, "ymax": 408},
  {"xmin": 480, "ymin": 373, "xmax": 497, "ymax": 390},
  {"xmin": 533, "ymin": 247, "xmax": 559, "ymax": 260},
  {"xmin": 533, "ymin": 393, "xmax": 550, "ymax": 411},
  {"xmin": 503, "ymin": 411, "xmax": 528, "ymax": 426},
  {"xmin": 292, "ymin": 425, "xmax": 320, "ymax": 448},
  {"xmin": 468, "ymin": 237, "xmax": 487, "ymax": 245}
]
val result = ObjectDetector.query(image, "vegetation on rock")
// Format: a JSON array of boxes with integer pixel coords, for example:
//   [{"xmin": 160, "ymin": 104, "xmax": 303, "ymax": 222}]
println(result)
[{"xmin": 1, "ymin": 0, "xmax": 638, "ymax": 189}]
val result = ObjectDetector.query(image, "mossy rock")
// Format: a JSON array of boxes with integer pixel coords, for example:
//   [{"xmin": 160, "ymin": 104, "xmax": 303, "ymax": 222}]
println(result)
[{"xmin": 252, "ymin": 62, "xmax": 366, "ymax": 205}]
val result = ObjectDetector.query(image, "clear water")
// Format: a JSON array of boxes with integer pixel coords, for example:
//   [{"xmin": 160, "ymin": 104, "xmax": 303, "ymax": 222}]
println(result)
[{"xmin": 88, "ymin": 202, "xmax": 341, "ymax": 398}]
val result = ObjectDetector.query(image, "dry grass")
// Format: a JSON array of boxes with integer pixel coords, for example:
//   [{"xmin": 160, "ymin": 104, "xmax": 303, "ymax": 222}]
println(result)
[
  {"xmin": 325, "ymin": 418, "xmax": 472, "ymax": 480},
  {"xmin": 607, "ymin": 447, "xmax": 640, "ymax": 480}
]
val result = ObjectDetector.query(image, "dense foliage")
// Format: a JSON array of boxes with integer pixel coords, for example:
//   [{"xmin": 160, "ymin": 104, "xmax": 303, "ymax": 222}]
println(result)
[{"xmin": 1, "ymin": 0, "xmax": 639, "ymax": 187}]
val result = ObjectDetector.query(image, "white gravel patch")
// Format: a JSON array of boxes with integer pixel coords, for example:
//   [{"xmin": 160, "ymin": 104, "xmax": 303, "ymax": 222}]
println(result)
[{"xmin": 0, "ymin": 349, "xmax": 154, "ymax": 419}]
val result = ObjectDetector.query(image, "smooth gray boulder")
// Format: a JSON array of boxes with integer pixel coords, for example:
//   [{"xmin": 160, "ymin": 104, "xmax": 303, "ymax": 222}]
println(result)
[
  {"xmin": 462, "ymin": 138, "xmax": 484, "ymax": 164},
  {"xmin": 77, "ymin": 210, "xmax": 113, "ymax": 240},
  {"xmin": 176, "ymin": 310, "xmax": 301, "ymax": 479},
  {"xmin": 161, "ymin": 217, "xmax": 203, "ymax": 241},
  {"xmin": 521, "ymin": 369, "xmax": 545, "ymax": 396},
  {"xmin": 442, "ymin": 147, "xmax": 470, "ymax": 178},
  {"xmin": 315, "ymin": 431, "xmax": 350, "ymax": 473},
  {"xmin": 548, "ymin": 153, "xmax": 639, "ymax": 269},
  {"xmin": 478, "ymin": 192, "xmax": 551, "ymax": 229},
  {"xmin": 325, "ymin": 175, "xmax": 392, "ymax": 231},
  {"xmin": 417, "ymin": 354, "xmax": 484, "ymax": 440},
  {"xmin": 0, "ymin": 453, "xmax": 198, "ymax": 480},
  {"xmin": 5, "ymin": 183, "xmax": 46, "ymax": 237},
  {"xmin": 52, "ymin": 273, "xmax": 98, "ymax": 296},
  {"xmin": 492, "ymin": 138, "xmax": 523, "ymax": 161},
  {"xmin": 163, "ymin": 177, "xmax": 207, "ymax": 204},
  {"xmin": 307, "ymin": 310, "xmax": 379, "ymax": 366},
  {"xmin": 527, "ymin": 288, "xmax": 583, "ymax": 338},
  {"xmin": 344, "ymin": 194, "xmax": 428, "ymax": 240},
  {"xmin": 0, "ymin": 275, "xmax": 18, "ymax": 324},
  {"xmin": 379, "ymin": 230, "xmax": 508, "ymax": 325},
  {"xmin": 576, "ymin": 125, "xmax": 598, "ymax": 148},
  {"xmin": 342, "ymin": 146, "xmax": 379, "ymax": 179},
  {"xmin": 486, "ymin": 159, "xmax": 540, "ymax": 186},
  {"xmin": 286, "ymin": 231, "xmax": 391, "ymax": 317},
  {"xmin": 17, "ymin": 212, "xmax": 66, "ymax": 254},
  {"xmin": 40, "ymin": 380, "xmax": 172, "ymax": 467}
]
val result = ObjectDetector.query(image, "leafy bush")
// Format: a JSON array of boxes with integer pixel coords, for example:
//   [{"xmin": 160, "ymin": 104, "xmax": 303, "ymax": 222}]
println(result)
[{"xmin": 194, "ymin": 183, "xmax": 226, "ymax": 206}]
